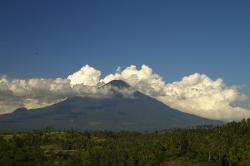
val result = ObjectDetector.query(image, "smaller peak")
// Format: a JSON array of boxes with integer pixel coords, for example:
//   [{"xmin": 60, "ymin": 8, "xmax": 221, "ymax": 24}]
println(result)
[
  {"xmin": 105, "ymin": 80, "xmax": 130, "ymax": 88},
  {"xmin": 66, "ymin": 96, "xmax": 84, "ymax": 101},
  {"xmin": 14, "ymin": 107, "xmax": 28, "ymax": 113}
]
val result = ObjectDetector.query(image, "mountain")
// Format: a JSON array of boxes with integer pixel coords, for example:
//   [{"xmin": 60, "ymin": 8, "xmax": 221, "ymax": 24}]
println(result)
[
  {"xmin": 0, "ymin": 80, "xmax": 221, "ymax": 132},
  {"xmin": 104, "ymin": 79, "xmax": 131, "ymax": 89}
]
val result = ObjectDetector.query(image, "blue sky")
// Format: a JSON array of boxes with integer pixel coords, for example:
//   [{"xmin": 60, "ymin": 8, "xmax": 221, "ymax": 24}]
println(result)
[{"xmin": 0, "ymin": 0, "xmax": 250, "ymax": 96}]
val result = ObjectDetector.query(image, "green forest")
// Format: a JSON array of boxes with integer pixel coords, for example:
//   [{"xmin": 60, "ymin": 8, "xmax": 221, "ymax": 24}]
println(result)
[{"xmin": 0, "ymin": 119, "xmax": 250, "ymax": 166}]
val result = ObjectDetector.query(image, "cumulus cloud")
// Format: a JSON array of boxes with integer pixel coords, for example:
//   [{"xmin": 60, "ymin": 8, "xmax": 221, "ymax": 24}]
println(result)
[
  {"xmin": 0, "ymin": 64, "xmax": 249, "ymax": 121},
  {"xmin": 0, "ymin": 70, "xmax": 111, "ymax": 114},
  {"xmin": 160, "ymin": 74, "xmax": 248, "ymax": 121},
  {"xmin": 101, "ymin": 65, "xmax": 250, "ymax": 121},
  {"xmin": 67, "ymin": 65, "xmax": 101, "ymax": 87},
  {"xmin": 101, "ymin": 65, "xmax": 166, "ymax": 97}
]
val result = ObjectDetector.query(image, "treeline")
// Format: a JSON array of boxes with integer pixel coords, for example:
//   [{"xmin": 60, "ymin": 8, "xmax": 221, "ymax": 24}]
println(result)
[{"xmin": 0, "ymin": 119, "xmax": 250, "ymax": 166}]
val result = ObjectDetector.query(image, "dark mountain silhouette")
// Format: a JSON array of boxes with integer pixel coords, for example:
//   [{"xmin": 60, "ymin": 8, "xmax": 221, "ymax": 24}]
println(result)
[
  {"xmin": 104, "ymin": 79, "xmax": 131, "ymax": 88},
  {"xmin": 0, "ymin": 80, "xmax": 221, "ymax": 132}
]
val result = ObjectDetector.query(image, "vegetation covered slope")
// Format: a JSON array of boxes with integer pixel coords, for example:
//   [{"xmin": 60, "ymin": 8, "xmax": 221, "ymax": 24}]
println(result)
[{"xmin": 0, "ymin": 119, "xmax": 250, "ymax": 166}]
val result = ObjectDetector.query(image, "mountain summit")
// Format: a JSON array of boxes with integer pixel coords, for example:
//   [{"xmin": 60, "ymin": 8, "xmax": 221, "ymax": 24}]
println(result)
[
  {"xmin": 104, "ymin": 80, "xmax": 131, "ymax": 88},
  {"xmin": 0, "ymin": 80, "xmax": 221, "ymax": 132}
]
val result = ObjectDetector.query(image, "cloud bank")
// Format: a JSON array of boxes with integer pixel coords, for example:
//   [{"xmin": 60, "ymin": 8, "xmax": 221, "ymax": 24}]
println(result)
[{"xmin": 0, "ymin": 65, "xmax": 249, "ymax": 121}]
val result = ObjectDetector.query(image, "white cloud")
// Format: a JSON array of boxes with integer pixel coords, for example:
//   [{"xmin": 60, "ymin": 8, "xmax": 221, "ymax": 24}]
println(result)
[
  {"xmin": 0, "ymin": 66, "xmax": 111, "ymax": 114},
  {"xmin": 101, "ymin": 65, "xmax": 166, "ymax": 96},
  {"xmin": 67, "ymin": 65, "xmax": 101, "ymax": 87},
  {"xmin": 101, "ymin": 65, "xmax": 250, "ymax": 121},
  {"xmin": 159, "ymin": 73, "xmax": 248, "ymax": 121},
  {"xmin": 0, "ymin": 64, "xmax": 250, "ymax": 121}
]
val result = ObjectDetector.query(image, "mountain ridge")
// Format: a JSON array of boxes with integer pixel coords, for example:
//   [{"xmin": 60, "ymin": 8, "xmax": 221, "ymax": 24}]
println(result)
[{"xmin": 0, "ymin": 80, "xmax": 221, "ymax": 132}]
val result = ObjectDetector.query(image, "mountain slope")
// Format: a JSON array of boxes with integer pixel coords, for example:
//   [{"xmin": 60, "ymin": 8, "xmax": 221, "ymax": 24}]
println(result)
[{"xmin": 0, "ymin": 80, "xmax": 221, "ymax": 132}]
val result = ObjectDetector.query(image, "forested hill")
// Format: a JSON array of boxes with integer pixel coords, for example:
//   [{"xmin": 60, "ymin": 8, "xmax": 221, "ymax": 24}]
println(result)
[{"xmin": 0, "ymin": 119, "xmax": 250, "ymax": 166}]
